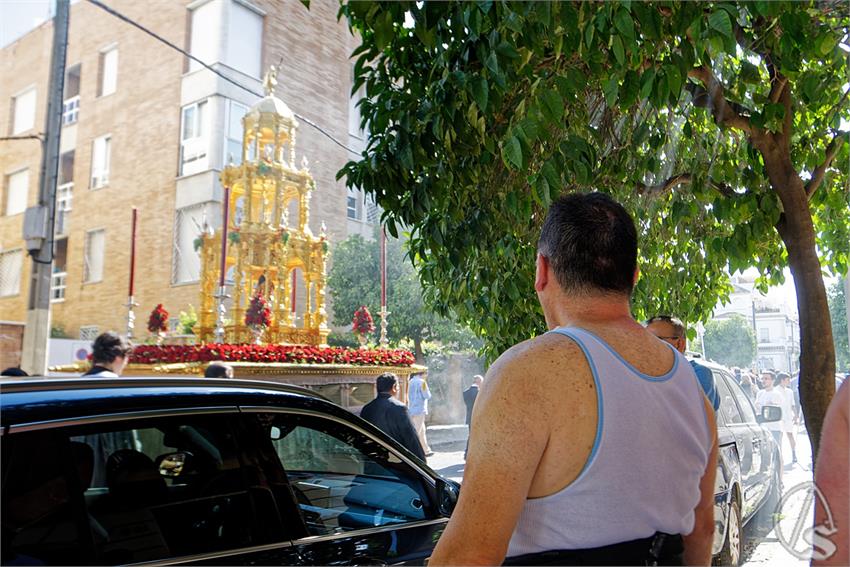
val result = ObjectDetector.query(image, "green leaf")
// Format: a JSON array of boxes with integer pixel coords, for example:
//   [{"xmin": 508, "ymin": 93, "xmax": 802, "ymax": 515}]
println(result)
[
  {"xmin": 496, "ymin": 41, "xmax": 520, "ymax": 59},
  {"xmin": 373, "ymin": 11, "xmax": 394, "ymax": 50},
  {"xmin": 613, "ymin": 8, "xmax": 635, "ymax": 40},
  {"xmin": 817, "ymin": 34, "xmax": 837, "ymax": 56},
  {"xmin": 471, "ymin": 76, "xmax": 489, "ymax": 111},
  {"xmin": 603, "ymin": 75, "xmax": 619, "ymax": 107},
  {"xmin": 708, "ymin": 10, "xmax": 732, "ymax": 38},
  {"xmin": 611, "ymin": 35, "xmax": 625, "ymax": 66},
  {"xmin": 540, "ymin": 89, "xmax": 565, "ymax": 123},
  {"xmin": 501, "ymin": 136, "xmax": 523, "ymax": 169}
]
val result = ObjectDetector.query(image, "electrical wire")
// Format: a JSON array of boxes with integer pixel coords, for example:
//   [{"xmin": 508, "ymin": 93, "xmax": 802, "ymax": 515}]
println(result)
[
  {"xmin": 85, "ymin": 0, "xmax": 362, "ymax": 156},
  {"xmin": 0, "ymin": 135, "xmax": 44, "ymax": 142}
]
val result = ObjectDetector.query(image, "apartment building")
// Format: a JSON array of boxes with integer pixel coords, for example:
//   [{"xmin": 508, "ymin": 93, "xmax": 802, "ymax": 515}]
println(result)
[
  {"xmin": 0, "ymin": 0, "xmax": 377, "ymax": 346},
  {"xmin": 712, "ymin": 276, "xmax": 801, "ymax": 373}
]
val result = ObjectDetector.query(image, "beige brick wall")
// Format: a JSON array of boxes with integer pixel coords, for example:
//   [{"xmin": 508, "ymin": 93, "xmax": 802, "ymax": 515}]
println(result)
[{"xmin": 1, "ymin": 0, "xmax": 361, "ymax": 341}]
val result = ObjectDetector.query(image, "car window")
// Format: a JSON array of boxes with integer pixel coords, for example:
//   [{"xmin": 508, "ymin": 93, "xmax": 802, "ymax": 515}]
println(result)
[
  {"xmin": 1, "ymin": 430, "xmax": 86, "ymax": 565},
  {"xmin": 250, "ymin": 413, "xmax": 431, "ymax": 536},
  {"xmin": 714, "ymin": 371, "xmax": 744, "ymax": 424},
  {"xmin": 726, "ymin": 375, "xmax": 758, "ymax": 423},
  {"xmin": 2, "ymin": 413, "xmax": 287, "ymax": 565}
]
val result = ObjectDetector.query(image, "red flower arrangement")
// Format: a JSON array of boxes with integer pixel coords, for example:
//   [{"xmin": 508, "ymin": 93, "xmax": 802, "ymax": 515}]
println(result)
[
  {"xmin": 245, "ymin": 294, "xmax": 272, "ymax": 329},
  {"xmin": 130, "ymin": 344, "xmax": 415, "ymax": 367},
  {"xmin": 147, "ymin": 304, "xmax": 169, "ymax": 334},
  {"xmin": 352, "ymin": 306, "xmax": 375, "ymax": 335}
]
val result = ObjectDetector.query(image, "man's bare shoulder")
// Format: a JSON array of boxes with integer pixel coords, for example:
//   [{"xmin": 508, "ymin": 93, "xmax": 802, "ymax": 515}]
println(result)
[{"xmin": 484, "ymin": 332, "xmax": 587, "ymax": 394}]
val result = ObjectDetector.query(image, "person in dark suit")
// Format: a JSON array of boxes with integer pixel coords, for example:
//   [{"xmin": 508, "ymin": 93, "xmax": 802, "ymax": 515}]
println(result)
[
  {"xmin": 463, "ymin": 375, "xmax": 483, "ymax": 459},
  {"xmin": 463, "ymin": 375, "xmax": 484, "ymax": 426},
  {"xmin": 360, "ymin": 373, "xmax": 426, "ymax": 461}
]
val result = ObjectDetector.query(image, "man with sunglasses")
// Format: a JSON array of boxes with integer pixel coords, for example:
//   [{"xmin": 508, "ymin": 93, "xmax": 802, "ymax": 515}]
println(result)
[{"xmin": 646, "ymin": 316, "xmax": 720, "ymax": 411}]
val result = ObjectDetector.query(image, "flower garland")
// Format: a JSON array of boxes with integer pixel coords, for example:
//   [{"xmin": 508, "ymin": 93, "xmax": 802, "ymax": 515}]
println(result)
[
  {"xmin": 130, "ymin": 344, "xmax": 416, "ymax": 366},
  {"xmin": 245, "ymin": 294, "xmax": 272, "ymax": 328},
  {"xmin": 352, "ymin": 305, "xmax": 375, "ymax": 335},
  {"xmin": 147, "ymin": 304, "xmax": 169, "ymax": 334}
]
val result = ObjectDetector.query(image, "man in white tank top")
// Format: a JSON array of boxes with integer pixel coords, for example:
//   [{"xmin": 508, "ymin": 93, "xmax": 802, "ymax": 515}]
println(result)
[{"xmin": 430, "ymin": 193, "xmax": 718, "ymax": 566}]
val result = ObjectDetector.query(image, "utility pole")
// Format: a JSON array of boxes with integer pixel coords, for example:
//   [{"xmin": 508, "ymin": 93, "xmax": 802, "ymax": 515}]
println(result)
[
  {"xmin": 844, "ymin": 276, "xmax": 850, "ymax": 368},
  {"xmin": 20, "ymin": 0, "xmax": 69, "ymax": 375}
]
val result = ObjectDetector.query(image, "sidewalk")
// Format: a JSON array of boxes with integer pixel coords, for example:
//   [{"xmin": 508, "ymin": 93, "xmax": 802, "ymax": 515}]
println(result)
[{"xmin": 741, "ymin": 428, "xmax": 816, "ymax": 566}]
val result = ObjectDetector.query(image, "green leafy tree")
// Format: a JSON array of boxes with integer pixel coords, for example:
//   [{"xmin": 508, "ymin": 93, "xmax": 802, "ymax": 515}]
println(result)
[
  {"xmin": 828, "ymin": 279, "xmax": 850, "ymax": 371},
  {"xmin": 328, "ymin": 233, "xmax": 477, "ymax": 360},
  {"xmin": 703, "ymin": 315, "xmax": 757, "ymax": 368},
  {"xmin": 340, "ymin": 1, "xmax": 849, "ymax": 454}
]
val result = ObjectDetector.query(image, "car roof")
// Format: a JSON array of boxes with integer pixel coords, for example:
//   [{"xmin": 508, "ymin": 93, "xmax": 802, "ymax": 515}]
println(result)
[{"xmin": 0, "ymin": 376, "xmax": 343, "ymax": 427}]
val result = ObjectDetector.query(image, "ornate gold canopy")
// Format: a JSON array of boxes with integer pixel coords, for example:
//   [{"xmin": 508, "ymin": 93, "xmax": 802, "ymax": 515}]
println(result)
[{"xmin": 197, "ymin": 67, "xmax": 330, "ymax": 345}]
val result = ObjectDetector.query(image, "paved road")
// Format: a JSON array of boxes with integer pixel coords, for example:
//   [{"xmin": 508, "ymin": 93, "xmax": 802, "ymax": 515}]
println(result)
[{"xmin": 425, "ymin": 428, "xmax": 821, "ymax": 565}]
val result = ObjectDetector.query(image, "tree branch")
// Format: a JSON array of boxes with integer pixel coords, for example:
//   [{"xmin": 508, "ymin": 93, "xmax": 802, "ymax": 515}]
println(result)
[
  {"xmin": 638, "ymin": 173, "xmax": 740, "ymax": 199},
  {"xmin": 688, "ymin": 66, "xmax": 755, "ymax": 135},
  {"xmin": 805, "ymin": 133, "xmax": 846, "ymax": 198}
]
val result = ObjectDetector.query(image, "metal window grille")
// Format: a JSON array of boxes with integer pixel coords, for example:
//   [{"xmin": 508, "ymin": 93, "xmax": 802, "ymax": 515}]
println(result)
[
  {"xmin": 56, "ymin": 182, "xmax": 73, "ymax": 235},
  {"xmin": 51, "ymin": 271, "xmax": 67, "ymax": 302},
  {"xmin": 172, "ymin": 203, "xmax": 207, "ymax": 284},
  {"xmin": 79, "ymin": 325, "xmax": 99, "ymax": 341},
  {"xmin": 0, "ymin": 249, "xmax": 23, "ymax": 297},
  {"xmin": 365, "ymin": 194, "xmax": 380, "ymax": 224},
  {"xmin": 83, "ymin": 229, "xmax": 105, "ymax": 283},
  {"xmin": 62, "ymin": 96, "xmax": 79, "ymax": 125}
]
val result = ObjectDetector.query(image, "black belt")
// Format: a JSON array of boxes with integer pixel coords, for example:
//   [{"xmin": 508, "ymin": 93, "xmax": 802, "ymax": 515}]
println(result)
[{"xmin": 503, "ymin": 532, "xmax": 684, "ymax": 566}]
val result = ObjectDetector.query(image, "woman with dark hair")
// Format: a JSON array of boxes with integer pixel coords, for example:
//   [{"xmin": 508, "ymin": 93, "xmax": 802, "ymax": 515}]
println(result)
[{"xmin": 83, "ymin": 331, "xmax": 132, "ymax": 377}]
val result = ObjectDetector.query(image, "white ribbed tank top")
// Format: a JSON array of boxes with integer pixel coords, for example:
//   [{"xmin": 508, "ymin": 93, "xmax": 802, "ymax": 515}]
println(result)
[{"xmin": 506, "ymin": 327, "xmax": 712, "ymax": 556}]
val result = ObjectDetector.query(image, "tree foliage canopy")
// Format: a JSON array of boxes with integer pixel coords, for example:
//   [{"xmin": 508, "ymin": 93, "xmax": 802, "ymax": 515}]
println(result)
[
  {"xmin": 704, "ymin": 314, "xmax": 757, "ymax": 368},
  {"xmin": 327, "ymin": 233, "xmax": 479, "ymax": 358},
  {"xmin": 828, "ymin": 279, "xmax": 850, "ymax": 371},
  {"xmin": 340, "ymin": 1, "xmax": 849, "ymax": 361}
]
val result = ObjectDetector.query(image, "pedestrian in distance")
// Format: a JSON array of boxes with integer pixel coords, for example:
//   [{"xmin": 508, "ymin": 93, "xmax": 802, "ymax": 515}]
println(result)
[
  {"xmin": 740, "ymin": 373, "xmax": 756, "ymax": 400},
  {"xmin": 205, "ymin": 361, "xmax": 234, "ymax": 378},
  {"xmin": 646, "ymin": 315, "xmax": 720, "ymax": 411},
  {"xmin": 429, "ymin": 192, "xmax": 717, "ymax": 566},
  {"xmin": 755, "ymin": 371, "xmax": 786, "ymax": 465},
  {"xmin": 813, "ymin": 379, "xmax": 849, "ymax": 566},
  {"xmin": 462, "ymin": 374, "xmax": 484, "ymax": 460},
  {"xmin": 777, "ymin": 372, "xmax": 798, "ymax": 465},
  {"xmin": 360, "ymin": 372, "xmax": 426, "ymax": 461},
  {"xmin": 83, "ymin": 331, "xmax": 132, "ymax": 377},
  {"xmin": 408, "ymin": 373, "xmax": 433, "ymax": 456}
]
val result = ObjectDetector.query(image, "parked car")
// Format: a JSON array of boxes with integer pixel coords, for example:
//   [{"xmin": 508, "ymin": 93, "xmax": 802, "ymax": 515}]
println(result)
[
  {"xmin": 0, "ymin": 377, "xmax": 459, "ymax": 565},
  {"xmin": 706, "ymin": 361, "xmax": 784, "ymax": 566}
]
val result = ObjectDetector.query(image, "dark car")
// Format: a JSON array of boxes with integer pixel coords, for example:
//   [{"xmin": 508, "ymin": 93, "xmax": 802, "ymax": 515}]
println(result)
[
  {"xmin": 707, "ymin": 362, "xmax": 783, "ymax": 566},
  {"xmin": 0, "ymin": 377, "xmax": 459, "ymax": 566}
]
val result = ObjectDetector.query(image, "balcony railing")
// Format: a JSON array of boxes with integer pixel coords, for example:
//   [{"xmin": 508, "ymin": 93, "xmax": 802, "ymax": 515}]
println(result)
[
  {"xmin": 51, "ymin": 271, "xmax": 67, "ymax": 302},
  {"xmin": 62, "ymin": 96, "xmax": 79, "ymax": 125},
  {"xmin": 56, "ymin": 182, "xmax": 73, "ymax": 236}
]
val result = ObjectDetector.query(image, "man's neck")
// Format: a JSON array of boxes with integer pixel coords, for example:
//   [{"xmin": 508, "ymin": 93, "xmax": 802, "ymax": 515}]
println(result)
[{"xmin": 545, "ymin": 292, "xmax": 639, "ymax": 331}]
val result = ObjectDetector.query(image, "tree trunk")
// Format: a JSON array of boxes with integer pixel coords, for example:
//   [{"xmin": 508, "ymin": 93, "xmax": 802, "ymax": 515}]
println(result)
[
  {"xmin": 770, "ymin": 167, "xmax": 836, "ymax": 462},
  {"xmin": 414, "ymin": 336, "xmax": 424, "ymax": 364}
]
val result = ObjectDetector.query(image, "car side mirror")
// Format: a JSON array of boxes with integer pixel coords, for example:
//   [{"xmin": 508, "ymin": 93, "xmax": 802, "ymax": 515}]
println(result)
[
  {"xmin": 156, "ymin": 451, "xmax": 193, "ymax": 477},
  {"xmin": 757, "ymin": 405, "xmax": 782, "ymax": 423},
  {"xmin": 436, "ymin": 478, "xmax": 460, "ymax": 516}
]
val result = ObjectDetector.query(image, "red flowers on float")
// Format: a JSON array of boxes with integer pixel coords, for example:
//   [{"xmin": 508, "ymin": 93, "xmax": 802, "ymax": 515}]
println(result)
[
  {"xmin": 245, "ymin": 294, "xmax": 272, "ymax": 329},
  {"xmin": 129, "ymin": 344, "xmax": 416, "ymax": 366},
  {"xmin": 147, "ymin": 304, "xmax": 169, "ymax": 334},
  {"xmin": 352, "ymin": 305, "xmax": 375, "ymax": 335}
]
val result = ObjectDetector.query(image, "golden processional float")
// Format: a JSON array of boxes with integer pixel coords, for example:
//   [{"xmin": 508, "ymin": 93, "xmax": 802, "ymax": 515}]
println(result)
[
  {"xmin": 196, "ymin": 68, "xmax": 330, "ymax": 347},
  {"xmin": 49, "ymin": 68, "xmax": 425, "ymax": 410}
]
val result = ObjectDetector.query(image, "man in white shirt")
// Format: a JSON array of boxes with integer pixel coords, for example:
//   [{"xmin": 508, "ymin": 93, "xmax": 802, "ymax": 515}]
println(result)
[
  {"xmin": 777, "ymin": 372, "xmax": 797, "ymax": 464},
  {"xmin": 755, "ymin": 371, "xmax": 786, "ymax": 465}
]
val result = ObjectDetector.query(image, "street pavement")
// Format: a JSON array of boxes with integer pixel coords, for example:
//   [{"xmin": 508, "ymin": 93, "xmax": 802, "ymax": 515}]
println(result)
[{"xmin": 425, "ymin": 427, "xmax": 823, "ymax": 566}]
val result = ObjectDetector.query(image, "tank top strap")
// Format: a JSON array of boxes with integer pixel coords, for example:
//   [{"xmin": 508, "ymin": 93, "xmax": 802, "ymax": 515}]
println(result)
[{"xmin": 548, "ymin": 326, "xmax": 682, "ymax": 382}]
